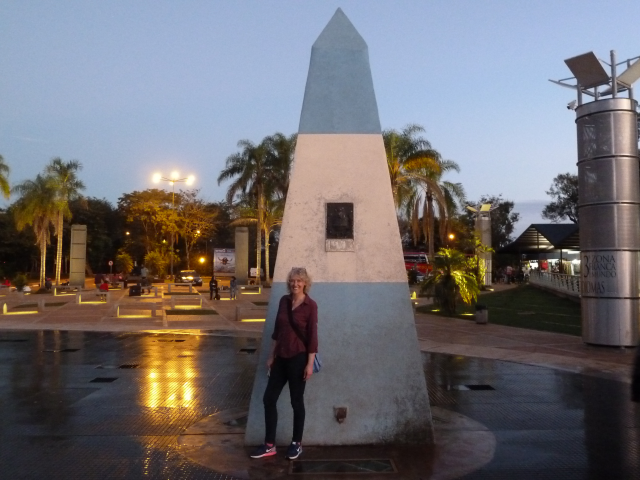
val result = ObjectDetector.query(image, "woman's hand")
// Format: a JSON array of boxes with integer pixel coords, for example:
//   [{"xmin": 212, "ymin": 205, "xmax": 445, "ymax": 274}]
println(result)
[
  {"xmin": 266, "ymin": 355, "xmax": 275, "ymax": 370},
  {"xmin": 303, "ymin": 363, "xmax": 314, "ymax": 381}
]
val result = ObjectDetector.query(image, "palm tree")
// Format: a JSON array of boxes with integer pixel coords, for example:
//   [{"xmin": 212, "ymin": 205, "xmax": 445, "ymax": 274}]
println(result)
[
  {"xmin": 12, "ymin": 175, "xmax": 58, "ymax": 287},
  {"xmin": 383, "ymin": 124, "xmax": 441, "ymax": 210},
  {"xmin": 419, "ymin": 248, "xmax": 479, "ymax": 316},
  {"xmin": 405, "ymin": 158, "xmax": 465, "ymax": 259},
  {"xmin": 45, "ymin": 158, "xmax": 85, "ymax": 285},
  {"xmin": 263, "ymin": 133, "xmax": 297, "ymax": 199},
  {"xmin": 218, "ymin": 140, "xmax": 270, "ymax": 284},
  {"xmin": 230, "ymin": 194, "xmax": 284, "ymax": 286},
  {"xmin": 0, "ymin": 155, "xmax": 10, "ymax": 199}
]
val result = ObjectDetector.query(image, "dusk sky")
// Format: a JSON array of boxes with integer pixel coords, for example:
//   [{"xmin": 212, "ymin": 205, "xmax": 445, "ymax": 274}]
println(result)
[{"xmin": 2, "ymin": 1, "xmax": 639, "ymax": 235}]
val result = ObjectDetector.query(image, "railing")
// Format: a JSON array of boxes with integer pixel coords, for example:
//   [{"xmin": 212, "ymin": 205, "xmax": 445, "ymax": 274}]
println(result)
[{"xmin": 529, "ymin": 271, "xmax": 580, "ymax": 297}]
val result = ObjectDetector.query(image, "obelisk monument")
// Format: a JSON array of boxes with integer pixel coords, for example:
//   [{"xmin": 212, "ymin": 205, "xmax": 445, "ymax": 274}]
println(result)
[{"xmin": 245, "ymin": 8, "xmax": 433, "ymax": 446}]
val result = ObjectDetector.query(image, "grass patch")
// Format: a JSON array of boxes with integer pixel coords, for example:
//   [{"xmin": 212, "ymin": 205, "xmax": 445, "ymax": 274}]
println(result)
[
  {"xmin": 416, "ymin": 285, "xmax": 581, "ymax": 336},
  {"xmin": 165, "ymin": 309, "xmax": 218, "ymax": 315}
]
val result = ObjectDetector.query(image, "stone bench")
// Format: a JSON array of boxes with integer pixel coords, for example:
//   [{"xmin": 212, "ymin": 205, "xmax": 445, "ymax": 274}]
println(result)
[
  {"xmin": 133, "ymin": 285, "xmax": 159, "ymax": 297},
  {"xmin": 169, "ymin": 296, "xmax": 203, "ymax": 309},
  {"xmin": 235, "ymin": 304, "xmax": 267, "ymax": 322},
  {"xmin": 239, "ymin": 285, "xmax": 262, "ymax": 295},
  {"xmin": 1, "ymin": 298, "xmax": 45, "ymax": 315},
  {"xmin": 115, "ymin": 303, "xmax": 158, "ymax": 318},
  {"xmin": 75, "ymin": 291, "xmax": 111, "ymax": 304},
  {"xmin": 167, "ymin": 283, "xmax": 194, "ymax": 293},
  {"xmin": 54, "ymin": 286, "xmax": 79, "ymax": 296}
]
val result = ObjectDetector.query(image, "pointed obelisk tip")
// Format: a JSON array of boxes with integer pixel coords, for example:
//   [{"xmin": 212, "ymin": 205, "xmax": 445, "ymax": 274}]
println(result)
[
  {"xmin": 299, "ymin": 9, "xmax": 381, "ymax": 134},
  {"xmin": 312, "ymin": 8, "xmax": 367, "ymax": 50}
]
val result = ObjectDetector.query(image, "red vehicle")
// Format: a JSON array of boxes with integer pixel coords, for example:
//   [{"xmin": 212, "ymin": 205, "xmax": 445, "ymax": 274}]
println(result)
[{"xmin": 403, "ymin": 252, "xmax": 431, "ymax": 275}]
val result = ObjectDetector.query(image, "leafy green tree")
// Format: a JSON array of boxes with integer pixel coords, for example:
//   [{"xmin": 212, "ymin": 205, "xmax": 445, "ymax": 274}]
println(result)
[
  {"xmin": 144, "ymin": 245, "xmax": 176, "ymax": 277},
  {"xmin": 12, "ymin": 175, "xmax": 58, "ymax": 286},
  {"xmin": 178, "ymin": 189, "xmax": 217, "ymax": 268},
  {"xmin": 118, "ymin": 189, "xmax": 174, "ymax": 255},
  {"xmin": 46, "ymin": 158, "xmax": 85, "ymax": 284},
  {"xmin": 542, "ymin": 173, "xmax": 578, "ymax": 223},
  {"xmin": 420, "ymin": 248, "xmax": 479, "ymax": 316},
  {"xmin": 0, "ymin": 155, "xmax": 10, "ymax": 199},
  {"xmin": 115, "ymin": 249, "xmax": 133, "ymax": 275},
  {"xmin": 0, "ymin": 207, "xmax": 37, "ymax": 277}
]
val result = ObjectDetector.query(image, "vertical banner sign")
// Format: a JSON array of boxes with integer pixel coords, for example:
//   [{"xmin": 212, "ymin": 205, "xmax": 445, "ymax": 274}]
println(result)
[{"xmin": 213, "ymin": 249, "xmax": 235, "ymax": 274}]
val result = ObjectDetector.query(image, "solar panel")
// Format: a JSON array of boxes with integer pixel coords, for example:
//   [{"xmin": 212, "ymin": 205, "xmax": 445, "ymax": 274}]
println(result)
[{"xmin": 564, "ymin": 52, "xmax": 610, "ymax": 89}]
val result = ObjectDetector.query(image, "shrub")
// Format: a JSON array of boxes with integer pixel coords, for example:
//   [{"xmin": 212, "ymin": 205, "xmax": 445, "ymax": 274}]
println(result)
[{"xmin": 12, "ymin": 273, "xmax": 28, "ymax": 292}]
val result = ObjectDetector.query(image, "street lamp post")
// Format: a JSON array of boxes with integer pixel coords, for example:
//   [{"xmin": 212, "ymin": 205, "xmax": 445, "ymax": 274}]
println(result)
[{"xmin": 152, "ymin": 171, "xmax": 195, "ymax": 278}]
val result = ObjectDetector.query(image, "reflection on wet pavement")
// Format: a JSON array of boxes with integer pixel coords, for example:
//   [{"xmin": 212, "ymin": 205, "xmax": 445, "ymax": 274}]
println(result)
[{"xmin": 0, "ymin": 330, "xmax": 639, "ymax": 479}]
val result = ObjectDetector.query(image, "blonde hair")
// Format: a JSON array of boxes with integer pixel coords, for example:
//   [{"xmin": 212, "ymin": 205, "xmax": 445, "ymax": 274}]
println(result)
[{"xmin": 287, "ymin": 267, "xmax": 312, "ymax": 294}]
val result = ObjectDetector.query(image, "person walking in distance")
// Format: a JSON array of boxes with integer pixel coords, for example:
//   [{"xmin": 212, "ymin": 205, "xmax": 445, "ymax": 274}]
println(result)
[
  {"xmin": 209, "ymin": 276, "xmax": 218, "ymax": 301},
  {"xmin": 230, "ymin": 276, "xmax": 237, "ymax": 300},
  {"xmin": 250, "ymin": 267, "xmax": 318, "ymax": 461}
]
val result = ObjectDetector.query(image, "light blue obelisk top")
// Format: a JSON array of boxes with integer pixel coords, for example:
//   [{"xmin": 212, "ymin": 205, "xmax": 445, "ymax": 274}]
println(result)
[{"xmin": 298, "ymin": 8, "xmax": 381, "ymax": 134}]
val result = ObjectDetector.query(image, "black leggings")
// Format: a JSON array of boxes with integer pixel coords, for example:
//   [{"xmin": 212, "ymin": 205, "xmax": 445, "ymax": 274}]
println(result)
[{"xmin": 263, "ymin": 352, "xmax": 307, "ymax": 444}]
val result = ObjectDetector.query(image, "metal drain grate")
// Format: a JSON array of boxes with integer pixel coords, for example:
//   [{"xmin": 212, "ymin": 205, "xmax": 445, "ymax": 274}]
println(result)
[
  {"xmin": 290, "ymin": 459, "xmax": 396, "ymax": 474},
  {"xmin": 238, "ymin": 348, "xmax": 257, "ymax": 354},
  {"xmin": 118, "ymin": 364, "xmax": 140, "ymax": 369},
  {"xmin": 90, "ymin": 377, "xmax": 118, "ymax": 383},
  {"xmin": 43, "ymin": 348, "xmax": 79, "ymax": 353},
  {"xmin": 0, "ymin": 339, "xmax": 28, "ymax": 342},
  {"xmin": 442, "ymin": 384, "xmax": 495, "ymax": 391}
]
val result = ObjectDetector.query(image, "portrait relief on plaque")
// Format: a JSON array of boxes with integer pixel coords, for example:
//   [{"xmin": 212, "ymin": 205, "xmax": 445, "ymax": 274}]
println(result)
[{"xmin": 325, "ymin": 203, "xmax": 354, "ymax": 252}]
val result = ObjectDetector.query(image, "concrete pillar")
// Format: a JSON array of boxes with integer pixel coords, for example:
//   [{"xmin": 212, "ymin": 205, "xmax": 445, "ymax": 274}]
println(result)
[
  {"xmin": 235, "ymin": 227, "xmax": 249, "ymax": 285},
  {"xmin": 245, "ymin": 9, "xmax": 433, "ymax": 446},
  {"xmin": 69, "ymin": 225, "xmax": 87, "ymax": 288},
  {"xmin": 576, "ymin": 98, "xmax": 640, "ymax": 346}
]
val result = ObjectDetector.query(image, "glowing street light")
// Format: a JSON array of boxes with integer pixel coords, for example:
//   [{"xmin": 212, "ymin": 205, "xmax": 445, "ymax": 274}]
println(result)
[{"xmin": 152, "ymin": 171, "xmax": 196, "ymax": 277}]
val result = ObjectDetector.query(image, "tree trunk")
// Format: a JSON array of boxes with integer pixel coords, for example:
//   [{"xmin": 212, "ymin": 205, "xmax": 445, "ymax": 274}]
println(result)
[
  {"xmin": 255, "ymin": 188, "xmax": 263, "ymax": 285},
  {"xmin": 426, "ymin": 190, "xmax": 435, "ymax": 260},
  {"xmin": 411, "ymin": 199, "xmax": 420, "ymax": 246},
  {"xmin": 185, "ymin": 238, "xmax": 191, "ymax": 269},
  {"xmin": 55, "ymin": 212, "xmax": 63, "ymax": 285},
  {"xmin": 40, "ymin": 236, "xmax": 47, "ymax": 287},
  {"xmin": 264, "ymin": 227, "xmax": 271, "ymax": 286}
]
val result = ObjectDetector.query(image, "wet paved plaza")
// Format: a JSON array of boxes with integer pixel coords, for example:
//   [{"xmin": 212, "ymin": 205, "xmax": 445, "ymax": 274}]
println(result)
[{"xmin": 1, "ymin": 329, "xmax": 639, "ymax": 479}]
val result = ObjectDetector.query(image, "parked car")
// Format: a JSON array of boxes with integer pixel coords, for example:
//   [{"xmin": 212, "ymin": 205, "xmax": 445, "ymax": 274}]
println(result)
[
  {"xmin": 403, "ymin": 251, "xmax": 432, "ymax": 276},
  {"xmin": 178, "ymin": 270, "xmax": 203, "ymax": 286}
]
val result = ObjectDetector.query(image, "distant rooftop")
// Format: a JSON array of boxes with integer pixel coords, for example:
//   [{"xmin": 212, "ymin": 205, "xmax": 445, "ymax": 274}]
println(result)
[{"xmin": 500, "ymin": 223, "xmax": 579, "ymax": 253}]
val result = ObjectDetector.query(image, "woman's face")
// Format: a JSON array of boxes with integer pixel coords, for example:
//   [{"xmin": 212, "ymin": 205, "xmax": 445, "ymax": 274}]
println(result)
[{"xmin": 289, "ymin": 275, "xmax": 306, "ymax": 295}]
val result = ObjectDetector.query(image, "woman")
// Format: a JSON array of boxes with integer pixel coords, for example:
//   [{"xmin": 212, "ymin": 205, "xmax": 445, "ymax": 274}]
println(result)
[{"xmin": 251, "ymin": 267, "xmax": 318, "ymax": 461}]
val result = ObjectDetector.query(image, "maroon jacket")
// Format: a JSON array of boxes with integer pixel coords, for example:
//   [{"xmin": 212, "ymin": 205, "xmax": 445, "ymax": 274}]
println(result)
[{"xmin": 271, "ymin": 294, "xmax": 318, "ymax": 358}]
